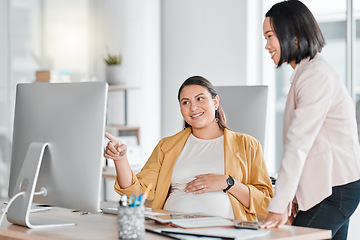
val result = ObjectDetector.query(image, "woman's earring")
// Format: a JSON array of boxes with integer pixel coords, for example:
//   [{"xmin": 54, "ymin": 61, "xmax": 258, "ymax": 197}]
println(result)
[{"xmin": 215, "ymin": 118, "xmax": 219, "ymax": 123}]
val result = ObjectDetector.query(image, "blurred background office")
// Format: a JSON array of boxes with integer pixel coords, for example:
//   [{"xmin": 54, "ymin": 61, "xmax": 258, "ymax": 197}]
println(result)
[{"xmin": 0, "ymin": 0, "xmax": 359, "ymax": 238}]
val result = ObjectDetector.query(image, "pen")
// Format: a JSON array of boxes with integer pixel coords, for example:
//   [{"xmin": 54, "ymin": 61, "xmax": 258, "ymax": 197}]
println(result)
[
  {"xmin": 119, "ymin": 194, "xmax": 127, "ymax": 207},
  {"xmin": 139, "ymin": 182, "xmax": 153, "ymax": 206}
]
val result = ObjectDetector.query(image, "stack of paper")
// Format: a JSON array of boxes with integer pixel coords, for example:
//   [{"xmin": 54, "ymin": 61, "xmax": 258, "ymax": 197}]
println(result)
[
  {"xmin": 155, "ymin": 227, "xmax": 270, "ymax": 240},
  {"xmin": 145, "ymin": 212, "xmax": 234, "ymax": 229}
]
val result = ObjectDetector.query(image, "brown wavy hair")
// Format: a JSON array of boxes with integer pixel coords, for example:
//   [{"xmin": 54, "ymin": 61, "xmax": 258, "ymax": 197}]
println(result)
[{"xmin": 177, "ymin": 76, "xmax": 229, "ymax": 130}]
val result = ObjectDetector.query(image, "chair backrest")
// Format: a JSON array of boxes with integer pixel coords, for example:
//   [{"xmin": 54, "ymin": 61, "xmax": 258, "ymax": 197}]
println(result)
[{"xmin": 215, "ymin": 86, "xmax": 268, "ymax": 148}]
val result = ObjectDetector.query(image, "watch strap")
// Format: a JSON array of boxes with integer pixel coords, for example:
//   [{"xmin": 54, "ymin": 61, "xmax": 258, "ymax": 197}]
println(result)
[{"xmin": 223, "ymin": 175, "xmax": 234, "ymax": 193}]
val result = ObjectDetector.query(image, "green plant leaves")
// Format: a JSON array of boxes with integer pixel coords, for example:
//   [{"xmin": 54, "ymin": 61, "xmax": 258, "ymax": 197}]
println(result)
[{"xmin": 105, "ymin": 54, "xmax": 122, "ymax": 65}]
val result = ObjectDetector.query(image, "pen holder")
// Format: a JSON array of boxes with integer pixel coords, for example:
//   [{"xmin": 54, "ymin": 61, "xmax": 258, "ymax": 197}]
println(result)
[{"xmin": 118, "ymin": 205, "xmax": 145, "ymax": 240}]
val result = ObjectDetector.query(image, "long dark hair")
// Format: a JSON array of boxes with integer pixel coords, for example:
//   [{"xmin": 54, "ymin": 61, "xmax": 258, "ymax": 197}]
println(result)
[
  {"xmin": 177, "ymin": 76, "xmax": 229, "ymax": 130},
  {"xmin": 265, "ymin": 0, "xmax": 325, "ymax": 67}
]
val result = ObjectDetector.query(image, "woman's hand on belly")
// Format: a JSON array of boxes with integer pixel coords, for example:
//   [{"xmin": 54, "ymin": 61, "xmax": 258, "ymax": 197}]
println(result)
[{"xmin": 184, "ymin": 173, "xmax": 228, "ymax": 194}]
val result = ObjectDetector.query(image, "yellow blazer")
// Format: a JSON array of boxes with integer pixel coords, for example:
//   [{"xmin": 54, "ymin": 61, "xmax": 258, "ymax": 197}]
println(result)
[{"xmin": 114, "ymin": 128, "xmax": 273, "ymax": 220}]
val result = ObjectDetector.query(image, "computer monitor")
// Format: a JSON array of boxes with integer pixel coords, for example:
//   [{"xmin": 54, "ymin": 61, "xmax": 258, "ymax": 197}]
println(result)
[
  {"xmin": 215, "ymin": 86, "xmax": 268, "ymax": 148},
  {"xmin": 7, "ymin": 82, "xmax": 108, "ymax": 228}
]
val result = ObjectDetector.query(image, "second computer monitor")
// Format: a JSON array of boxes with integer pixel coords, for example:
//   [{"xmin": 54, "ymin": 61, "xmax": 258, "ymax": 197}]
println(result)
[{"xmin": 215, "ymin": 85, "xmax": 268, "ymax": 148}]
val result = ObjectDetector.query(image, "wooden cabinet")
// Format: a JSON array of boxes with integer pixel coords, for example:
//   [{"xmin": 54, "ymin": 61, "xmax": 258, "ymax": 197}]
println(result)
[{"xmin": 106, "ymin": 85, "xmax": 140, "ymax": 143}]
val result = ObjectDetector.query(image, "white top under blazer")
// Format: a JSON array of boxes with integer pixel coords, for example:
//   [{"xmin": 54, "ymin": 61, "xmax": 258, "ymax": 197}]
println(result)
[
  {"xmin": 163, "ymin": 134, "xmax": 234, "ymax": 219},
  {"xmin": 268, "ymin": 53, "xmax": 360, "ymax": 213}
]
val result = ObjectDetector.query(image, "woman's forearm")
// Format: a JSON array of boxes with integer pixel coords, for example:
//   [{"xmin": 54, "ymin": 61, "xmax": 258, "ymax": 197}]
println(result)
[
  {"xmin": 228, "ymin": 180, "xmax": 250, "ymax": 208},
  {"xmin": 114, "ymin": 156, "xmax": 133, "ymax": 189}
]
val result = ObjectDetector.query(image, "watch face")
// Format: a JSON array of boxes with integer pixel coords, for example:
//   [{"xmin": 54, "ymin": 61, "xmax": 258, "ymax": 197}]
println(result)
[{"xmin": 227, "ymin": 176, "xmax": 235, "ymax": 186}]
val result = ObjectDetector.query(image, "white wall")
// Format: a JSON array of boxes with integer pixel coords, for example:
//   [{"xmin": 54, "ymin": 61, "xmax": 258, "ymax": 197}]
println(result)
[
  {"xmin": 0, "ymin": 0, "xmax": 10, "ymax": 198},
  {"xmin": 161, "ymin": 0, "xmax": 259, "ymax": 137},
  {"xmin": 92, "ymin": 0, "xmax": 161, "ymax": 168}
]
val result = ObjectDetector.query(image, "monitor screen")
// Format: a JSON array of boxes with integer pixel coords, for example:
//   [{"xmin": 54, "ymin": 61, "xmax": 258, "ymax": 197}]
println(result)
[
  {"xmin": 7, "ymin": 82, "xmax": 108, "ymax": 228},
  {"xmin": 215, "ymin": 86, "xmax": 268, "ymax": 148}
]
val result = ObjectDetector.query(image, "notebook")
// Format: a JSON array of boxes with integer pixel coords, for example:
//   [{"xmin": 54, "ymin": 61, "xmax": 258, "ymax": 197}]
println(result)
[{"xmin": 145, "ymin": 212, "xmax": 234, "ymax": 228}]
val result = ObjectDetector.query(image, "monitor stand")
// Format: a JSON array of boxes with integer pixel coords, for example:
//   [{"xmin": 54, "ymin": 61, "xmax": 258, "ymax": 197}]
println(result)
[{"xmin": 6, "ymin": 142, "xmax": 76, "ymax": 228}]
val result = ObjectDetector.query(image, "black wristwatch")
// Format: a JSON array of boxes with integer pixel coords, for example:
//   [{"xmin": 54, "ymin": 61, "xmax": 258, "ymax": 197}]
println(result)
[{"xmin": 223, "ymin": 175, "xmax": 235, "ymax": 193}]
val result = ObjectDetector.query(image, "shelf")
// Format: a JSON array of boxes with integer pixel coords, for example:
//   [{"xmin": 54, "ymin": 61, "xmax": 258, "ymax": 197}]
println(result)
[
  {"xmin": 102, "ymin": 166, "xmax": 116, "ymax": 179},
  {"xmin": 105, "ymin": 125, "xmax": 140, "ymax": 131},
  {"xmin": 108, "ymin": 85, "xmax": 140, "ymax": 91},
  {"xmin": 107, "ymin": 86, "xmax": 140, "ymax": 126},
  {"xmin": 105, "ymin": 125, "xmax": 140, "ymax": 144}
]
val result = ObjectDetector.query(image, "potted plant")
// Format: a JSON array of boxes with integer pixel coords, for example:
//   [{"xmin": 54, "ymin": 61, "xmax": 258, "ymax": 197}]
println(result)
[{"xmin": 105, "ymin": 53, "xmax": 124, "ymax": 85}]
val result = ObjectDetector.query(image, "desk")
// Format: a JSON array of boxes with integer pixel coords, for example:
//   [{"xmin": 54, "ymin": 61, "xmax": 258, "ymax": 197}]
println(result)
[{"xmin": 0, "ymin": 202, "xmax": 331, "ymax": 240}]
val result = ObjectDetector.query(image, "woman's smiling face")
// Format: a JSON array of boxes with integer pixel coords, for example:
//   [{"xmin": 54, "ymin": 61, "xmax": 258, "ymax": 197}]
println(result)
[
  {"xmin": 263, "ymin": 17, "xmax": 281, "ymax": 66},
  {"xmin": 179, "ymin": 84, "xmax": 219, "ymax": 131}
]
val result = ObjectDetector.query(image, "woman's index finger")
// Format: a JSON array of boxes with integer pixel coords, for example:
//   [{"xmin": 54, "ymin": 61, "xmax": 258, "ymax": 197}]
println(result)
[{"xmin": 105, "ymin": 132, "xmax": 117, "ymax": 142}]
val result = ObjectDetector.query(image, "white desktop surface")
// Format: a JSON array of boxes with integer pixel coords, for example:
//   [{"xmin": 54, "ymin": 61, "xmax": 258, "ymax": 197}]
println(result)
[{"xmin": 0, "ymin": 201, "xmax": 331, "ymax": 240}]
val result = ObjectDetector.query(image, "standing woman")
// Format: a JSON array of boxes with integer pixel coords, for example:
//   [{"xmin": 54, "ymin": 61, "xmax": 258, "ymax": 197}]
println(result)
[
  {"xmin": 104, "ymin": 76, "xmax": 273, "ymax": 221},
  {"xmin": 260, "ymin": 0, "xmax": 360, "ymax": 239}
]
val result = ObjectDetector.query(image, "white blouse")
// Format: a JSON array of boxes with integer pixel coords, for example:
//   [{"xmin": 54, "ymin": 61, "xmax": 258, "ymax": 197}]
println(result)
[{"xmin": 163, "ymin": 133, "xmax": 234, "ymax": 219}]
